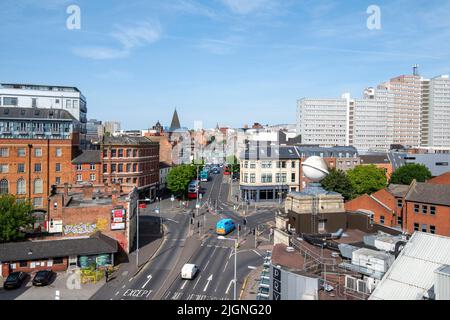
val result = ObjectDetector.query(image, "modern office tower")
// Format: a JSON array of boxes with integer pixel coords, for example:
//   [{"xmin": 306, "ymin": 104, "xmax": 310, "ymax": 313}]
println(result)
[
  {"xmin": 104, "ymin": 121, "xmax": 121, "ymax": 135},
  {"xmin": 86, "ymin": 119, "xmax": 103, "ymax": 142},
  {"xmin": 297, "ymin": 94, "xmax": 351, "ymax": 147},
  {"xmin": 383, "ymin": 75, "xmax": 422, "ymax": 147},
  {"xmin": 350, "ymin": 86, "xmax": 395, "ymax": 152},
  {"xmin": 427, "ymin": 75, "xmax": 450, "ymax": 148}
]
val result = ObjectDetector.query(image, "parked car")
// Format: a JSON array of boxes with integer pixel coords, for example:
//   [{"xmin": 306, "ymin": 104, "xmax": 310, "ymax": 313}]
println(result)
[
  {"xmin": 32, "ymin": 270, "xmax": 55, "ymax": 287},
  {"xmin": 181, "ymin": 264, "xmax": 199, "ymax": 280},
  {"xmin": 3, "ymin": 272, "xmax": 28, "ymax": 290}
]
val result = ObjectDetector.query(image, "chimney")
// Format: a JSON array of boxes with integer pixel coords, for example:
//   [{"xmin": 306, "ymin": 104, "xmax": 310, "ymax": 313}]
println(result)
[{"xmin": 83, "ymin": 184, "xmax": 94, "ymax": 201}]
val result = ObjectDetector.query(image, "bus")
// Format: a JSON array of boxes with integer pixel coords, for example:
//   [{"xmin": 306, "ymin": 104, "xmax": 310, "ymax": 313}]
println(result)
[
  {"xmin": 216, "ymin": 219, "xmax": 235, "ymax": 235},
  {"xmin": 200, "ymin": 170, "xmax": 210, "ymax": 182},
  {"xmin": 188, "ymin": 180, "xmax": 200, "ymax": 199},
  {"xmin": 224, "ymin": 165, "xmax": 231, "ymax": 175}
]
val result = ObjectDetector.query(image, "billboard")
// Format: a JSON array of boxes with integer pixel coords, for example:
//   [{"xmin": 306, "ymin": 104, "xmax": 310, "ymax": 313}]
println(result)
[{"xmin": 111, "ymin": 208, "xmax": 126, "ymax": 230}]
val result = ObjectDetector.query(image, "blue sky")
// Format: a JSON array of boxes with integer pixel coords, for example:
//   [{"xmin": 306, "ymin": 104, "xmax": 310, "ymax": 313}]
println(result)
[{"xmin": 1, "ymin": 0, "xmax": 450, "ymax": 130}]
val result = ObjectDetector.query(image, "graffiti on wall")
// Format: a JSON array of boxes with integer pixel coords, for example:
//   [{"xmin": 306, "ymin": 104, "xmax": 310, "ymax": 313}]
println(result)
[{"xmin": 64, "ymin": 223, "xmax": 97, "ymax": 235}]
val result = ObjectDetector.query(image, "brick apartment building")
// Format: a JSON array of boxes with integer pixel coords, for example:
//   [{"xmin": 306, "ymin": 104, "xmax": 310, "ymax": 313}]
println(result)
[
  {"xmin": 72, "ymin": 150, "xmax": 103, "ymax": 184},
  {"xmin": 101, "ymin": 136, "xmax": 160, "ymax": 198},
  {"xmin": 0, "ymin": 107, "xmax": 80, "ymax": 212},
  {"xmin": 345, "ymin": 173, "xmax": 450, "ymax": 236}
]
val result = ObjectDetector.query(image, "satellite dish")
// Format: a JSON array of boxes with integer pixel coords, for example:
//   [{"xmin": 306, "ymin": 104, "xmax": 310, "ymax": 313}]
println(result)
[{"xmin": 302, "ymin": 156, "xmax": 329, "ymax": 182}]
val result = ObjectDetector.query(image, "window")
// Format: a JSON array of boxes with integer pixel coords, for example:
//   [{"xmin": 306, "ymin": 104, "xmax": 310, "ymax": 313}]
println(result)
[
  {"xmin": 103, "ymin": 149, "xmax": 108, "ymax": 158},
  {"xmin": 244, "ymin": 161, "xmax": 248, "ymax": 169},
  {"xmin": 90, "ymin": 163, "xmax": 96, "ymax": 170},
  {"xmin": 261, "ymin": 161, "xmax": 272, "ymax": 169},
  {"xmin": 261, "ymin": 174, "xmax": 272, "ymax": 183},
  {"xmin": 250, "ymin": 162, "xmax": 256, "ymax": 169},
  {"xmin": 18, "ymin": 163, "xmax": 25, "ymax": 173},
  {"xmin": 291, "ymin": 173, "xmax": 296, "ymax": 183},
  {"xmin": 430, "ymin": 206, "xmax": 436, "ymax": 215},
  {"xmin": 34, "ymin": 179, "xmax": 43, "ymax": 194},
  {"xmin": 118, "ymin": 149, "xmax": 124, "ymax": 158},
  {"xmin": 55, "ymin": 177, "xmax": 61, "ymax": 185},
  {"xmin": 111, "ymin": 164, "xmax": 117, "ymax": 173},
  {"xmin": 3, "ymin": 97, "xmax": 18, "ymax": 106},
  {"xmin": 32, "ymin": 98, "xmax": 37, "ymax": 108},
  {"xmin": 33, "ymin": 197, "xmax": 43, "ymax": 207},
  {"xmin": 291, "ymin": 161, "xmax": 296, "ymax": 169},
  {"xmin": 111, "ymin": 149, "xmax": 117, "ymax": 158},
  {"xmin": 56, "ymin": 148, "xmax": 62, "ymax": 157},
  {"xmin": 0, "ymin": 148, "xmax": 8, "ymax": 157},
  {"xmin": 53, "ymin": 257, "xmax": 64, "ymax": 265},
  {"xmin": 17, "ymin": 179, "xmax": 26, "ymax": 195},
  {"xmin": 118, "ymin": 164, "xmax": 123, "ymax": 173},
  {"xmin": 414, "ymin": 204, "xmax": 420, "ymax": 213},
  {"xmin": 422, "ymin": 205, "xmax": 428, "ymax": 215},
  {"xmin": 90, "ymin": 174, "xmax": 96, "ymax": 182},
  {"xmin": 133, "ymin": 164, "xmax": 137, "ymax": 172},
  {"xmin": 397, "ymin": 217, "xmax": 403, "ymax": 226},
  {"xmin": 250, "ymin": 174, "xmax": 256, "ymax": 183},
  {"xmin": 421, "ymin": 224, "xmax": 427, "ymax": 233},
  {"xmin": 276, "ymin": 161, "xmax": 287, "ymax": 169},
  {"xmin": 34, "ymin": 148, "xmax": 42, "ymax": 157},
  {"xmin": 34, "ymin": 163, "xmax": 41, "ymax": 173},
  {"xmin": 56, "ymin": 163, "xmax": 61, "ymax": 172},
  {"xmin": 77, "ymin": 174, "xmax": 82, "ymax": 182},
  {"xmin": 76, "ymin": 164, "xmax": 82, "ymax": 171},
  {"xmin": 18, "ymin": 148, "xmax": 26, "ymax": 157},
  {"xmin": 380, "ymin": 216, "xmax": 385, "ymax": 225},
  {"xmin": 243, "ymin": 174, "xmax": 249, "ymax": 183},
  {"xmin": 436, "ymin": 162, "xmax": 449, "ymax": 166},
  {"xmin": 0, "ymin": 164, "xmax": 8, "ymax": 173},
  {"xmin": 397, "ymin": 199, "xmax": 403, "ymax": 208},
  {"xmin": 19, "ymin": 261, "xmax": 27, "ymax": 268},
  {"xmin": 103, "ymin": 164, "xmax": 108, "ymax": 173},
  {"xmin": 0, "ymin": 179, "xmax": 8, "ymax": 194},
  {"xmin": 126, "ymin": 149, "xmax": 132, "ymax": 158},
  {"xmin": 414, "ymin": 223, "xmax": 419, "ymax": 231},
  {"xmin": 430, "ymin": 225, "xmax": 436, "ymax": 234},
  {"xmin": 133, "ymin": 149, "xmax": 137, "ymax": 158},
  {"xmin": 66, "ymin": 100, "xmax": 72, "ymax": 109},
  {"xmin": 126, "ymin": 164, "xmax": 131, "ymax": 172}
]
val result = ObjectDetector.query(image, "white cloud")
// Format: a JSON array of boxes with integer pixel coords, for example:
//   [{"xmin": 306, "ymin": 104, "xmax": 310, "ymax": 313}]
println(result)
[
  {"xmin": 73, "ymin": 21, "xmax": 162, "ymax": 60},
  {"xmin": 220, "ymin": 0, "xmax": 271, "ymax": 15}
]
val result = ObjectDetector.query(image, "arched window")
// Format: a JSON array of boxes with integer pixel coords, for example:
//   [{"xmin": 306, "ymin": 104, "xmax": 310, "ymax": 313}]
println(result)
[
  {"xmin": 0, "ymin": 179, "xmax": 8, "ymax": 194},
  {"xmin": 34, "ymin": 179, "xmax": 43, "ymax": 194},
  {"xmin": 17, "ymin": 179, "xmax": 26, "ymax": 195}
]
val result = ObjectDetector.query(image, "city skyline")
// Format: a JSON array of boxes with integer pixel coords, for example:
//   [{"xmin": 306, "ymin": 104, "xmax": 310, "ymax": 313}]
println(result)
[{"xmin": 1, "ymin": 0, "xmax": 450, "ymax": 129}]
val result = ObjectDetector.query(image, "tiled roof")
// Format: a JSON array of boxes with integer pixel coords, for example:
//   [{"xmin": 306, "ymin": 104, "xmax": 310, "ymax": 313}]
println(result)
[
  {"xmin": 72, "ymin": 150, "xmax": 102, "ymax": 164},
  {"xmin": 427, "ymin": 172, "xmax": 450, "ymax": 185},
  {"xmin": 405, "ymin": 182, "xmax": 450, "ymax": 206}
]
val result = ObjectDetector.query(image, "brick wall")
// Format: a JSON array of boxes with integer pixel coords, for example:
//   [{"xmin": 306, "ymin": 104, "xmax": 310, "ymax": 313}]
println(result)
[
  {"xmin": 405, "ymin": 201, "xmax": 450, "ymax": 236},
  {"xmin": 345, "ymin": 193, "xmax": 397, "ymax": 227},
  {"xmin": 72, "ymin": 163, "xmax": 102, "ymax": 184}
]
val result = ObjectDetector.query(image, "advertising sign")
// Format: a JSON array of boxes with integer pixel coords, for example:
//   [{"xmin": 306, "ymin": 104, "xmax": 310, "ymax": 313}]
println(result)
[{"xmin": 111, "ymin": 209, "xmax": 126, "ymax": 230}]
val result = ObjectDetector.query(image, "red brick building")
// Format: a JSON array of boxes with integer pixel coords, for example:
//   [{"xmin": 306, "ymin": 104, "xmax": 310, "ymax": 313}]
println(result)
[
  {"xmin": 404, "ymin": 181, "xmax": 450, "ymax": 236},
  {"xmin": 0, "ymin": 107, "xmax": 80, "ymax": 213},
  {"xmin": 101, "ymin": 136, "xmax": 159, "ymax": 198},
  {"xmin": 72, "ymin": 150, "xmax": 103, "ymax": 184}
]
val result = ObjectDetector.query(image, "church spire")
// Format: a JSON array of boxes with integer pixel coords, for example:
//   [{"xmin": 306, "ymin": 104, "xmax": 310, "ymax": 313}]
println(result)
[{"xmin": 170, "ymin": 108, "xmax": 181, "ymax": 131}]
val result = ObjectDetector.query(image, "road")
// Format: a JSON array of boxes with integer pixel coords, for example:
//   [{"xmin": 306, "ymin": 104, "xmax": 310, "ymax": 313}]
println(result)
[{"xmin": 95, "ymin": 171, "xmax": 274, "ymax": 301}]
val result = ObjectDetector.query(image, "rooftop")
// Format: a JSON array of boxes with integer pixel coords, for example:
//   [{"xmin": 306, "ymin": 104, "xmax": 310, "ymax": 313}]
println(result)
[
  {"xmin": 0, "ymin": 107, "xmax": 77, "ymax": 121},
  {"xmin": 72, "ymin": 150, "xmax": 102, "ymax": 164},
  {"xmin": 360, "ymin": 154, "xmax": 390, "ymax": 164},
  {"xmin": 0, "ymin": 232, "xmax": 117, "ymax": 262},
  {"xmin": 103, "ymin": 135, "xmax": 157, "ymax": 146},
  {"xmin": 406, "ymin": 182, "xmax": 450, "ymax": 206}
]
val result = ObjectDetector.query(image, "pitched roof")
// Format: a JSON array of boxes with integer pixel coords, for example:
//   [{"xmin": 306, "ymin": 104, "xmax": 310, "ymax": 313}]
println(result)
[
  {"xmin": 387, "ymin": 184, "xmax": 410, "ymax": 198},
  {"xmin": 427, "ymin": 172, "xmax": 450, "ymax": 185},
  {"xmin": 0, "ymin": 107, "xmax": 77, "ymax": 121},
  {"xmin": 370, "ymin": 232, "xmax": 450, "ymax": 300},
  {"xmin": 405, "ymin": 182, "xmax": 450, "ymax": 206},
  {"xmin": 0, "ymin": 232, "xmax": 118, "ymax": 262},
  {"xmin": 103, "ymin": 136, "xmax": 157, "ymax": 146},
  {"xmin": 72, "ymin": 150, "xmax": 101, "ymax": 164}
]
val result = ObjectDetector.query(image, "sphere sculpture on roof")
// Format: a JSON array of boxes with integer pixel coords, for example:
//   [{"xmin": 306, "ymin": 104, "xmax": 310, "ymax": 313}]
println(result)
[{"xmin": 302, "ymin": 156, "xmax": 329, "ymax": 183}]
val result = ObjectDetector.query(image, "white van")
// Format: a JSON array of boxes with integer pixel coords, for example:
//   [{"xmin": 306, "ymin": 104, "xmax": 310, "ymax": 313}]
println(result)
[{"xmin": 181, "ymin": 264, "xmax": 199, "ymax": 280}]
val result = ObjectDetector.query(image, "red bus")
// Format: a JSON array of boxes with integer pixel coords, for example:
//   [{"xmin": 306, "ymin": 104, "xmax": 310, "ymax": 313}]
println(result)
[
  {"xmin": 224, "ymin": 165, "xmax": 231, "ymax": 175},
  {"xmin": 188, "ymin": 180, "xmax": 200, "ymax": 199}
]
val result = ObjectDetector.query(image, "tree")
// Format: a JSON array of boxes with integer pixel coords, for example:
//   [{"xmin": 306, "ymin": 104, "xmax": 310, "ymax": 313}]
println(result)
[
  {"xmin": 390, "ymin": 163, "xmax": 432, "ymax": 185},
  {"xmin": 0, "ymin": 195, "xmax": 35, "ymax": 243},
  {"xmin": 226, "ymin": 155, "xmax": 240, "ymax": 173},
  {"xmin": 321, "ymin": 169, "xmax": 354, "ymax": 200},
  {"xmin": 167, "ymin": 165, "xmax": 197, "ymax": 197},
  {"xmin": 347, "ymin": 165, "xmax": 387, "ymax": 196}
]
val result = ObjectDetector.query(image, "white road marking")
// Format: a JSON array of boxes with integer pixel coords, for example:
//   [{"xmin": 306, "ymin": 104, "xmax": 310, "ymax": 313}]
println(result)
[
  {"xmin": 252, "ymin": 250, "xmax": 263, "ymax": 257},
  {"xmin": 180, "ymin": 280, "xmax": 188, "ymax": 290},
  {"xmin": 193, "ymin": 275, "xmax": 202, "ymax": 290},
  {"xmin": 225, "ymin": 280, "xmax": 234, "ymax": 295},
  {"xmin": 142, "ymin": 275, "xmax": 152, "ymax": 289},
  {"xmin": 223, "ymin": 260, "xmax": 229, "ymax": 273},
  {"xmin": 115, "ymin": 291, "xmax": 120, "ymax": 296},
  {"xmin": 129, "ymin": 277, "xmax": 134, "ymax": 282},
  {"xmin": 203, "ymin": 275, "xmax": 213, "ymax": 292},
  {"xmin": 204, "ymin": 259, "xmax": 211, "ymax": 270}
]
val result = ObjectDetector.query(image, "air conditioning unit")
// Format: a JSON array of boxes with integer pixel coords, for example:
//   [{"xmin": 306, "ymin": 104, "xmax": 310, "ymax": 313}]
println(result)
[{"xmin": 345, "ymin": 275, "xmax": 357, "ymax": 291}]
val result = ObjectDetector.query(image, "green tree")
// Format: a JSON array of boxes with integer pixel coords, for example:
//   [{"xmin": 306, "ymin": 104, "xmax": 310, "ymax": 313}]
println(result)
[
  {"xmin": 321, "ymin": 169, "xmax": 354, "ymax": 200},
  {"xmin": 167, "ymin": 165, "xmax": 197, "ymax": 197},
  {"xmin": 390, "ymin": 163, "xmax": 432, "ymax": 185},
  {"xmin": 0, "ymin": 195, "xmax": 35, "ymax": 243},
  {"xmin": 226, "ymin": 155, "xmax": 240, "ymax": 173},
  {"xmin": 347, "ymin": 165, "xmax": 387, "ymax": 196}
]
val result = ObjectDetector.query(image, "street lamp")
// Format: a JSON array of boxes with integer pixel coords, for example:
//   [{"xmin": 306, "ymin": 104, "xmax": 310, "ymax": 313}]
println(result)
[
  {"xmin": 218, "ymin": 236, "xmax": 238, "ymax": 300},
  {"xmin": 136, "ymin": 198, "xmax": 151, "ymax": 268}
]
